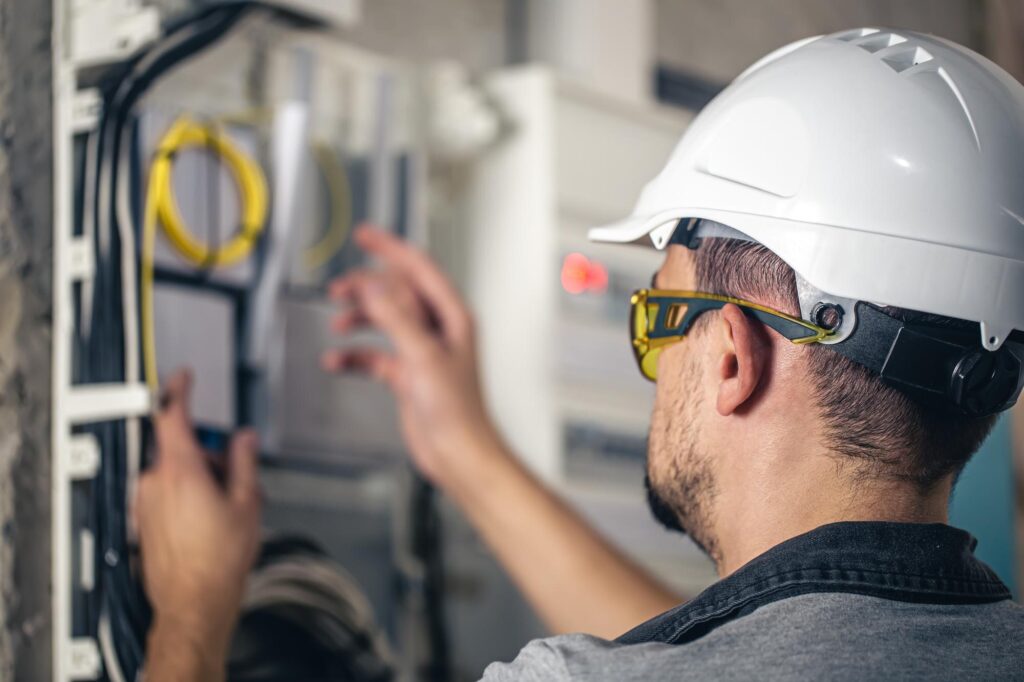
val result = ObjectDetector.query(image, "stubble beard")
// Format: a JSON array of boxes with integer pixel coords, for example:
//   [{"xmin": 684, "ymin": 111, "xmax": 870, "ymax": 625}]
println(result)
[{"xmin": 645, "ymin": 358, "xmax": 722, "ymax": 565}]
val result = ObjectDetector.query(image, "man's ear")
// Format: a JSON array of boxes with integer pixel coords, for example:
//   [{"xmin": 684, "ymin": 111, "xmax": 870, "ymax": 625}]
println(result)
[{"xmin": 716, "ymin": 303, "xmax": 770, "ymax": 416}]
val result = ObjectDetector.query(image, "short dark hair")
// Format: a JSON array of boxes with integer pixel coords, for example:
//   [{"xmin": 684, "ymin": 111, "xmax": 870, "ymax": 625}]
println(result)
[{"xmin": 692, "ymin": 238, "xmax": 998, "ymax": 488}]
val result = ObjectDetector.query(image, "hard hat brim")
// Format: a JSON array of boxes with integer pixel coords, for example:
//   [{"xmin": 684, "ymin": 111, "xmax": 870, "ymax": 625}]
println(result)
[
  {"xmin": 589, "ymin": 207, "xmax": 1024, "ymax": 352},
  {"xmin": 587, "ymin": 216, "xmax": 659, "ymax": 246}
]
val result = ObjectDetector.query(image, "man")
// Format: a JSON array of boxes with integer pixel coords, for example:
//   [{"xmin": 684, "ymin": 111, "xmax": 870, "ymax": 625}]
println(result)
[{"xmin": 137, "ymin": 29, "xmax": 1024, "ymax": 680}]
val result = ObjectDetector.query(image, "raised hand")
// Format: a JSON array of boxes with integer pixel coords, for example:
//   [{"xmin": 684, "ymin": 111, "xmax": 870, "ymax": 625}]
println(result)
[{"xmin": 321, "ymin": 226, "xmax": 504, "ymax": 489}]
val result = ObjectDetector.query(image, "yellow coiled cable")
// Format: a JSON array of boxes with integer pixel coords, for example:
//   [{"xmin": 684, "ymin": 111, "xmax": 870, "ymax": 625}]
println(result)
[
  {"xmin": 305, "ymin": 142, "xmax": 353, "ymax": 272},
  {"xmin": 218, "ymin": 108, "xmax": 354, "ymax": 271},
  {"xmin": 141, "ymin": 116, "xmax": 269, "ymax": 391}
]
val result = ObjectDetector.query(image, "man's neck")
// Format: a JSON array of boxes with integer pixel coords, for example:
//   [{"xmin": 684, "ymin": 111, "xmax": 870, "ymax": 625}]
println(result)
[{"xmin": 712, "ymin": 462, "xmax": 953, "ymax": 577}]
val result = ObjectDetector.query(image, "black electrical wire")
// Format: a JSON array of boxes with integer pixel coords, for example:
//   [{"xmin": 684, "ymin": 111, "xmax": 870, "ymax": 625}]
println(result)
[
  {"xmin": 411, "ymin": 476, "xmax": 452, "ymax": 682},
  {"xmin": 83, "ymin": 5, "xmax": 271, "ymax": 679}
]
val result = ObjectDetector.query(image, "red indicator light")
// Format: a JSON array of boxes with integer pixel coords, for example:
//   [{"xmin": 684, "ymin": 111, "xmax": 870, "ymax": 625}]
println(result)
[{"xmin": 561, "ymin": 252, "xmax": 609, "ymax": 295}]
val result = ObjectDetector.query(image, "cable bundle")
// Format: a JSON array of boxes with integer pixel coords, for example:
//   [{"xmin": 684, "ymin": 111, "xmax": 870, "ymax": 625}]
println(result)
[
  {"xmin": 82, "ymin": 4, "xmax": 296, "ymax": 679},
  {"xmin": 228, "ymin": 536, "xmax": 395, "ymax": 682}
]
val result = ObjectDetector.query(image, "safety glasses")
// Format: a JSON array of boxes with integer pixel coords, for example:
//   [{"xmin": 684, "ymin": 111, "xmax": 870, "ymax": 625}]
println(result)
[{"xmin": 630, "ymin": 289, "xmax": 835, "ymax": 381}]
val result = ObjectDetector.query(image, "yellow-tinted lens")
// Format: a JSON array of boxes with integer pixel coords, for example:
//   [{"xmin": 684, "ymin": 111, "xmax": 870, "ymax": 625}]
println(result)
[
  {"xmin": 632, "ymin": 300, "xmax": 649, "ymax": 343},
  {"xmin": 640, "ymin": 346, "xmax": 662, "ymax": 381},
  {"xmin": 630, "ymin": 293, "xmax": 649, "ymax": 379},
  {"xmin": 630, "ymin": 291, "xmax": 665, "ymax": 382}
]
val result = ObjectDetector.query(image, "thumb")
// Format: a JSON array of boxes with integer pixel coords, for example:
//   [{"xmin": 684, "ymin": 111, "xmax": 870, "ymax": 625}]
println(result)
[
  {"xmin": 153, "ymin": 368, "xmax": 203, "ymax": 470},
  {"xmin": 227, "ymin": 429, "xmax": 261, "ymax": 509},
  {"xmin": 157, "ymin": 369, "xmax": 193, "ymax": 429}
]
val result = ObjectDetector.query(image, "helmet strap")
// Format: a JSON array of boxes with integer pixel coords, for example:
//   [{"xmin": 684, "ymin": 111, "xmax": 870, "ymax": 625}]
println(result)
[{"xmin": 831, "ymin": 302, "xmax": 1024, "ymax": 417}]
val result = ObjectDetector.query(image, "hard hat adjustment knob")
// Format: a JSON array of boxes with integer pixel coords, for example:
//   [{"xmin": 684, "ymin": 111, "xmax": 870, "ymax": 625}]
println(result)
[
  {"xmin": 948, "ymin": 347, "xmax": 1023, "ymax": 417},
  {"xmin": 811, "ymin": 302, "xmax": 844, "ymax": 331}
]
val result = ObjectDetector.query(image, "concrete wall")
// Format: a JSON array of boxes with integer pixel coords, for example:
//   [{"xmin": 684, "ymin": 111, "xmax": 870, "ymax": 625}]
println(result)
[
  {"xmin": 339, "ymin": 0, "xmax": 508, "ymax": 71},
  {"xmin": 655, "ymin": 0, "xmax": 983, "ymax": 83},
  {"xmin": 341, "ymin": 0, "xmax": 991, "ymax": 88},
  {"xmin": 151, "ymin": 1, "xmax": 1005, "ymax": 86},
  {"xmin": 0, "ymin": 0, "xmax": 53, "ymax": 679}
]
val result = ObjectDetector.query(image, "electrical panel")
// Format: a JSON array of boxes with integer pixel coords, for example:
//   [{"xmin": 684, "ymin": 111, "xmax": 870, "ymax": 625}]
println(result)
[
  {"xmin": 52, "ymin": 4, "xmax": 436, "ymax": 680},
  {"xmin": 132, "ymin": 22, "xmax": 421, "ymax": 465}
]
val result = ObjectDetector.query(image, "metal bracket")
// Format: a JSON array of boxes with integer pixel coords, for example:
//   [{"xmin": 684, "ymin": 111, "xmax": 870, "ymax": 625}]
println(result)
[
  {"xmin": 68, "ymin": 434, "xmax": 101, "ymax": 480},
  {"xmin": 795, "ymin": 271, "xmax": 859, "ymax": 344},
  {"xmin": 72, "ymin": 88, "xmax": 102, "ymax": 134},
  {"xmin": 69, "ymin": 0, "xmax": 161, "ymax": 70},
  {"xmin": 65, "ymin": 383, "xmax": 152, "ymax": 424},
  {"xmin": 68, "ymin": 237, "xmax": 95, "ymax": 281},
  {"xmin": 67, "ymin": 638, "xmax": 102, "ymax": 680},
  {"xmin": 79, "ymin": 528, "xmax": 96, "ymax": 592}
]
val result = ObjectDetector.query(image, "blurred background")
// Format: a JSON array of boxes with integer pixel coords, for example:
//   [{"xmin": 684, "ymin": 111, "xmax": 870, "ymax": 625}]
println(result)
[{"xmin": 2, "ymin": 1, "xmax": 1024, "ymax": 680}]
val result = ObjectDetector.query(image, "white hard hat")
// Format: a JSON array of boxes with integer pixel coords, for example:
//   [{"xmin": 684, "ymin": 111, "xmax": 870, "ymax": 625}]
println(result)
[{"xmin": 591, "ymin": 28, "xmax": 1024, "ymax": 415}]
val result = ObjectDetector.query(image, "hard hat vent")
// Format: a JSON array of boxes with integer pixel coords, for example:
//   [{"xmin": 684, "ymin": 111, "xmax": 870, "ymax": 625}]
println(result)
[
  {"xmin": 852, "ymin": 31, "xmax": 907, "ymax": 53},
  {"xmin": 880, "ymin": 45, "xmax": 934, "ymax": 73},
  {"xmin": 834, "ymin": 27, "xmax": 881, "ymax": 42},
  {"xmin": 832, "ymin": 28, "xmax": 935, "ymax": 73}
]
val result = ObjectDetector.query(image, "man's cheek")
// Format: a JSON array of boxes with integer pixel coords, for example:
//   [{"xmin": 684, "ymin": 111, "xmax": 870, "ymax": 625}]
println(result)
[{"xmin": 655, "ymin": 343, "xmax": 688, "ymax": 394}]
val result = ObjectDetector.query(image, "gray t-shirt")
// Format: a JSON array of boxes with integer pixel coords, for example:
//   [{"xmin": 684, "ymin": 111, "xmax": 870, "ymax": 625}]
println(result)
[{"xmin": 481, "ymin": 592, "xmax": 1024, "ymax": 681}]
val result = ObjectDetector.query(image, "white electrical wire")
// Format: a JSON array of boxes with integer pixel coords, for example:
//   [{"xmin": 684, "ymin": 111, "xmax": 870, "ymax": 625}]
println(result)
[
  {"xmin": 91, "ymin": 18, "xmax": 218, "ymax": 679},
  {"xmin": 98, "ymin": 607, "xmax": 128, "ymax": 682},
  {"xmin": 116, "ymin": 121, "xmax": 142, "ymax": 543},
  {"xmin": 243, "ymin": 554, "xmax": 396, "ymax": 667},
  {"xmin": 81, "ymin": 130, "xmax": 99, "ymax": 339},
  {"xmin": 246, "ymin": 562, "xmax": 376, "ymax": 634}
]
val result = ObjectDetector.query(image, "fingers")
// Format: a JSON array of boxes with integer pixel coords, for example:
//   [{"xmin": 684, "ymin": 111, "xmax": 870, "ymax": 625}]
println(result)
[
  {"xmin": 157, "ymin": 369, "xmax": 192, "ymax": 430},
  {"xmin": 325, "ymin": 270, "xmax": 416, "ymax": 381},
  {"xmin": 227, "ymin": 429, "xmax": 261, "ymax": 510},
  {"xmin": 361, "ymin": 277, "xmax": 443, "ymax": 360},
  {"xmin": 329, "ymin": 268, "xmax": 430, "ymax": 332},
  {"xmin": 328, "ymin": 268, "xmax": 373, "ymax": 304},
  {"xmin": 331, "ymin": 308, "xmax": 368, "ymax": 334},
  {"xmin": 321, "ymin": 346, "xmax": 399, "ymax": 386},
  {"xmin": 354, "ymin": 226, "xmax": 473, "ymax": 346},
  {"xmin": 328, "ymin": 266, "xmax": 437, "ymax": 360},
  {"xmin": 152, "ymin": 369, "xmax": 203, "ymax": 471}
]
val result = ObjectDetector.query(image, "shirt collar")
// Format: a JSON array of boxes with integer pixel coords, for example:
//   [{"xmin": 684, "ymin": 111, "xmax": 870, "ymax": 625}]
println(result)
[{"xmin": 617, "ymin": 521, "xmax": 1011, "ymax": 645}]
